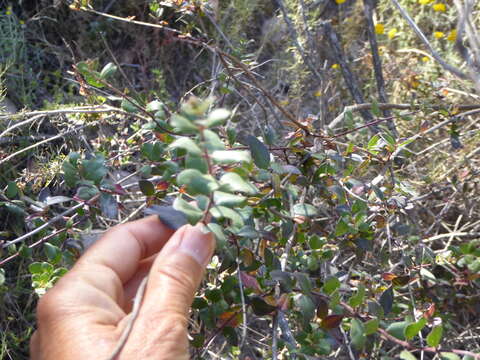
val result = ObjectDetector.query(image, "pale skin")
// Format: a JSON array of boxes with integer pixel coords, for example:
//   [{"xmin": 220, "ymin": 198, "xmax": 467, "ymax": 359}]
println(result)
[{"xmin": 30, "ymin": 216, "xmax": 215, "ymax": 359}]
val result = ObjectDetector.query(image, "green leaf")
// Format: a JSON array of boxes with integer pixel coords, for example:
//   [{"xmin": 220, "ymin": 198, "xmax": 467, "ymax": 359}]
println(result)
[
  {"xmin": 62, "ymin": 160, "xmax": 79, "ymax": 187},
  {"xmin": 203, "ymin": 129, "xmax": 225, "ymax": 152},
  {"xmin": 121, "ymin": 99, "xmax": 139, "ymax": 113},
  {"xmin": 440, "ymin": 353, "xmax": 461, "ymax": 360},
  {"xmin": 206, "ymin": 223, "xmax": 227, "ymax": 249},
  {"xmin": 185, "ymin": 154, "xmax": 208, "ymax": 173},
  {"xmin": 386, "ymin": 321, "xmax": 408, "ymax": 340},
  {"xmin": 379, "ymin": 286, "xmax": 394, "ymax": 316},
  {"xmin": 168, "ymin": 137, "xmax": 202, "ymax": 156},
  {"xmin": 81, "ymin": 156, "xmax": 107, "ymax": 184},
  {"xmin": 294, "ymin": 272, "xmax": 312, "ymax": 294},
  {"xmin": 219, "ymin": 172, "xmax": 257, "ymax": 195},
  {"xmin": 350, "ymin": 318, "xmax": 366, "ymax": 350},
  {"xmin": 213, "ymin": 191, "xmax": 246, "ymax": 207},
  {"xmin": 335, "ymin": 219, "xmax": 350, "ymax": 236},
  {"xmin": 6, "ymin": 181, "xmax": 18, "ymax": 199},
  {"xmin": 364, "ymin": 318, "xmax": 379, "ymax": 335},
  {"xmin": 0, "ymin": 268, "xmax": 5, "ymax": 286},
  {"xmin": 177, "ymin": 169, "xmax": 218, "ymax": 195},
  {"xmin": 138, "ymin": 180, "xmax": 155, "ymax": 196},
  {"xmin": 296, "ymin": 294, "xmax": 316, "ymax": 324},
  {"xmin": 210, "ymin": 206, "xmax": 244, "ymax": 228},
  {"xmin": 292, "ymin": 204, "xmax": 317, "ymax": 217},
  {"xmin": 171, "ymin": 114, "xmax": 198, "ymax": 133},
  {"xmin": 264, "ymin": 126, "xmax": 277, "ymax": 145},
  {"xmin": 205, "ymin": 108, "xmax": 230, "ymax": 127},
  {"xmin": 141, "ymin": 142, "xmax": 164, "ymax": 162},
  {"xmin": 348, "ymin": 284, "xmax": 365, "ymax": 308},
  {"xmin": 405, "ymin": 318, "xmax": 427, "ymax": 340},
  {"xmin": 250, "ymin": 296, "xmax": 276, "ymax": 316},
  {"xmin": 146, "ymin": 100, "xmax": 164, "ymax": 113},
  {"xmin": 246, "ymin": 135, "xmax": 270, "ymax": 169},
  {"xmin": 211, "ymin": 150, "xmax": 251, "ymax": 164},
  {"xmin": 323, "ymin": 276, "xmax": 340, "ymax": 295},
  {"xmin": 426, "ymin": 325, "xmax": 443, "ymax": 348},
  {"xmin": 44, "ymin": 243, "xmax": 61, "ymax": 263},
  {"xmin": 309, "ymin": 235, "xmax": 325, "ymax": 249},
  {"xmin": 399, "ymin": 350, "xmax": 417, "ymax": 360},
  {"xmin": 382, "ymin": 132, "xmax": 396, "ymax": 147},
  {"xmin": 29, "ymin": 262, "xmax": 44, "ymax": 275},
  {"xmin": 76, "ymin": 185, "xmax": 99, "ymax": 200},
  {"xmin": 367, "ymin": 134, "xmax": 381, "ymax": 151},
  {"xmin": 173, "ymin": 197, "xmax": 203, "ymax": 224},
  {"xmin": 420, "ymin": 268, "xmax": 436, "ymax": 282},
  {"xmin": 100, "ymin": 62, "xmax": 117, "ymax": 78}
]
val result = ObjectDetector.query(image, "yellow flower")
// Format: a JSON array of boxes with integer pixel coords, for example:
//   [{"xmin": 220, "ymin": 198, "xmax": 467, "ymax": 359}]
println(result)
[
  {"xmin": 447, "ymin": 29, "xmax": 457, "ymax": 42},
  {"xmin": 432, "ymin": 3, "xmax": 446, "ymax": 11},
  {"xmin": 434, "ymin": 31, "xmax": 445, "ymax": 39},
  {"xmin": 335, "ymin": 0, "xmax": 347, "ymax": 4},
  {"xmin": 375, "ymin": 23, "xmax": 385, "ymax": 35},
  {"xmin": 388, "ymin": 28, "xmax": 397, "ymax": 39},
  {"xmin": 314, "ymin": 90, "xmax": 322, "ymax": 97},
  {"xmin": 421, "ymin": 56, "xmax": 430, "ymax": 62},
  {"xmin": 331, "ymin": 63, "xmax": 340, "ymax": 69},
  {"xmin": 419, "ymin": 0, "xmax": 433, "ymax": 4}
]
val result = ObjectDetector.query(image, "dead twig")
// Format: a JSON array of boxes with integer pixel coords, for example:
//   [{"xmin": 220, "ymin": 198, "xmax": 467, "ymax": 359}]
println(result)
[
  {"xmin": 322, "ymin": 22, "xmax": 379, "ymax": 133},
  {"xmin": 363, "ymin": 0, "xmax": 398, "ymax": 137}
]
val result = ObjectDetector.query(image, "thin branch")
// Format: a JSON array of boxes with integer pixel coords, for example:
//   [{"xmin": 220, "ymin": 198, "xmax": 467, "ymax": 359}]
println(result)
[
  {"xmin": 106, "ymin": 276, "xmax": 149, "ymax": 360},
  {"xmin": 363, "ymin": 0, "xmax": 398, "ymax": 136},
  {"xmin": 0, "ymin": 124, "xmax": 91, "ymax": 166},
  {"xmin": 0, "ymin": 219, "xmax": 82, "ymax": 266},
  {"xmin": 322, "ymin": 21, "xmax": 379, "ymax": 133},
  {"xmin": 390, "ymin": 0, "xmax": 469, "ymax": 80},
  {"xmin": 275, "ymin": 0, "xmax": 323, "ymax": 82},
  {"xmin": 329, "ymin": 102, "xmax": 480, "ymax": 129},
  {"xmin": 1, "ymin": 200, "xmax": 87, "ymax": 248}
]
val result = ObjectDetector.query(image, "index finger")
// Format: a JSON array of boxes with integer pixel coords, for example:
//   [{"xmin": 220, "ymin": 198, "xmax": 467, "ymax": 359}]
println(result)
[{"xmin": 76, "ymin": 215, "xmax": 175, "ymax": 283}]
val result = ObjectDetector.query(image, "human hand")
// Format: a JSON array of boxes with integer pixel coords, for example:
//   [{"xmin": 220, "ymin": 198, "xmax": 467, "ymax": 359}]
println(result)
[{"xmin": 30, "ymin": 216, "xmax": 215, "ymax": 360}]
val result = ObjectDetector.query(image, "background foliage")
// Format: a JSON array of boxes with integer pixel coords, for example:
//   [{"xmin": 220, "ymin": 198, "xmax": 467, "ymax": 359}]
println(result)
[{"xmin": 1, "ymin": 0, "xmax": 480, "ymax": 359}]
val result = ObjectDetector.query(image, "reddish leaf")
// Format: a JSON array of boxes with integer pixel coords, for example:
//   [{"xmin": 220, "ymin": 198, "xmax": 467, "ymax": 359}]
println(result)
[
  {"xmin": 217, "ymin": 311, "xmax": 241, "ymax": 328},
  {"xmin": 423, "ymin": 303, "xmax": 436, "ymax": 319},
  {"xmin": 155, "ymin": 181, "xmax": 169, "ymax": 191},
  {"xmin": 240, "ymin": 271, "xmax": 260, "ymax": 292},
  {"xmin": 382, "ymin": 273, "xmax": 397, "ymax": 281},
  {"xmin": 113, "ymin": 183, "xmax": 128, "ymax": 195},
  {"xmin": 277, "ymin": 294, "xmax": 289, "ymax": 311},
  {"xmin": 316, "ymin": 298, "xmax": 329, "ymax": 320},
  {"xmin": 321, "ymin": 314, "xmax": 344, "ymax": 329},
  {"xmin": 375, "ymin": 215, "xmax": 386, "ymax": 228}
]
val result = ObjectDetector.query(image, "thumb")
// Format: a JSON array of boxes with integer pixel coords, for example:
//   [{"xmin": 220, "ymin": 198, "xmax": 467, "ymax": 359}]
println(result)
[{"xmin": 125, "ymin": 224, "xmax": 215, "ymax": 358}]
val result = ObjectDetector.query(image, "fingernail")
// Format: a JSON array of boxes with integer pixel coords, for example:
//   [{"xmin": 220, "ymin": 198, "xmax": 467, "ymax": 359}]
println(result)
[{"xmin": 178, "ymin": 224, "xmax": 214, "ymax": 266}]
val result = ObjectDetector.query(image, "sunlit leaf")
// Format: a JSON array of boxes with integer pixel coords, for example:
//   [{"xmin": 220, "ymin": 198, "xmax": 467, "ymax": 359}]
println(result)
[
  {"xmin": 399, "ymin": 350, "xmax": 417, "ymax": 360},
  {"xmin": 405, "ymin": 318, "xmax": 427, "ymax": 340},
  {"xmin": 426, "ymin": 325, "xmax": 443, "ymax": 348},
  {"xmin": 172, "ymin": 197, "xmax": 203, "ymax": 224},
  {"xmin": 219, "ymin": 172, "xmax": 257, "ymax": 194},
  {"xmin": 168, "ymin": 137, "xmax": 202, "ymax": 156}
]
